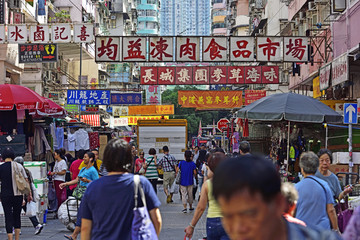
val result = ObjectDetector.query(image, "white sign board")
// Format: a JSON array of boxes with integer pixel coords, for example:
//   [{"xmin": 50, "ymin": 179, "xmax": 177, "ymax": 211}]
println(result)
[{"xmin": 332, "ymin": 53, "xmax": 348, "ymax": 86}]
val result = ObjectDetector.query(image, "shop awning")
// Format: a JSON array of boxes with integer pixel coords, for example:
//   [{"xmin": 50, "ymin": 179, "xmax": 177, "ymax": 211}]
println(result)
[{"xmin": 80, "ymin": 115, "xmax": 100, "ymax": 127}]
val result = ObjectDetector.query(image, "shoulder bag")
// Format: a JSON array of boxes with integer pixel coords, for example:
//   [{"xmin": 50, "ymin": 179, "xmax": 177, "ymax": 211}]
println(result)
[
  {"xmin": 12, "ymin": 162, "xmax": 31, "ymax": 195},
  {"xmin": 131, "ymin": 175, "xmax": 158, "ymax": 240},
  {"xmin": 175, "ymin": 161, "xmax": 182, "ymax": 185}
]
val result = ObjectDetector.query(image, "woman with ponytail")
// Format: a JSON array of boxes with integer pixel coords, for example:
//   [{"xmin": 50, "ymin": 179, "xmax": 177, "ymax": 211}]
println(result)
[{"xmin": 50, "ymin": 149, "xmax": 67, "ymax": 210}]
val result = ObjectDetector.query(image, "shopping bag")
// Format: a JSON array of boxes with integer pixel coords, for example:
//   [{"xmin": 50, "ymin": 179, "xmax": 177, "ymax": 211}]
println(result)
[
  {"xmin": 338, "ymin": 208, "xmax": 353, "ymax": 233},
  {"xmin": 170, "ymin": 181, "xmax": 179, "ymax": 194},
  {"xmin": 26, "ymin": 201, "xmax": 37, "ymax": 217}
]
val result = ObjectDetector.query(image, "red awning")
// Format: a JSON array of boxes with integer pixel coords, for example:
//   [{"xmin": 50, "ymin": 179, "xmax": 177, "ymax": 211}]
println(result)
[{"xmin": 80, "ymin": 115, "xmax": 100, "ymax": 127}]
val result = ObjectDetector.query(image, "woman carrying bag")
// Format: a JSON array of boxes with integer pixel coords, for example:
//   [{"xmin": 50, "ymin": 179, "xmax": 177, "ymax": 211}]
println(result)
[
  {"xmin": 144, "ymin": 148, "xmax": 158, "ymax": 193},
  {"xmin": 0, "ymin": 147, "xmax": 29, "ymax": 240},
  {"xmin": 60, "ymin": 152, "xmax": 99, "ymax": 240}
]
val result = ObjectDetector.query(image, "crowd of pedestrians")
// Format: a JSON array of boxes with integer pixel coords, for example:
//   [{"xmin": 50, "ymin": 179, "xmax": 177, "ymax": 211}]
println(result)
[{"xmin": 1, "ymin": 138, "xmax": 360, "ymax": 240}]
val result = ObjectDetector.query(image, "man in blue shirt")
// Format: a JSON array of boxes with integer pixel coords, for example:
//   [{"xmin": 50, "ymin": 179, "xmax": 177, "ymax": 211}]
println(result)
[{"xmin": 295, "ymin": 151, "xmax": 339, "ymax": 232}]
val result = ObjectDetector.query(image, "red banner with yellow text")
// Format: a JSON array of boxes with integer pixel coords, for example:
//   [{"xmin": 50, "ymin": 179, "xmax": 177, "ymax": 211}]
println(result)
[{"xmin": 178, "ymin": 91, "xmax": 242, "ymax": 109}]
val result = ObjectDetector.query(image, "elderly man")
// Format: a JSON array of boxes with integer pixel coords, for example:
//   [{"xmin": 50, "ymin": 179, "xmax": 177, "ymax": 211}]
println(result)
[
  {"xmin": 212, "ymin": 155, "xmax": 342, "ymax": 240},
  {"xmin": 295, "ymin": 151, "xmax": 339, "ymax": 232}
]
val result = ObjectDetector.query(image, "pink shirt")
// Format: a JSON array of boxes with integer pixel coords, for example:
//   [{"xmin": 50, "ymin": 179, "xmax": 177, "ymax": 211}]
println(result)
[
  {"xmin": 135, "ymin": 158, "xmax": 145, "ymax": 173},
  {"xmin": 69, "ymin": 159, "xmax": 83, "ymax": 190}
]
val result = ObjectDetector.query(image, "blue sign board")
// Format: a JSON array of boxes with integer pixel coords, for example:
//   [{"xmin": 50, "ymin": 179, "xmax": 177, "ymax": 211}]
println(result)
[
  {"xmin": 67, "ymin": 90, "xmax": 110, "ymax": 105},
  {"xmin": 111, "ymin": 93, "xmax": 142, "ymax": 105},
  {"xmin": 210, "ymin": 85, "xmax": 231, "ymax": 91},
  {"xmin": 344, "ymin": 103, "xmax": 358, "ymax": 124}
]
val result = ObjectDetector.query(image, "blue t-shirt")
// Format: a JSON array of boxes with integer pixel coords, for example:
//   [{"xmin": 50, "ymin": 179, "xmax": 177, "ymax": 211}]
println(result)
[
  {"xmin": 178, "ymin": 161, "xmax": 196, "ymax": 186},
  {"xmin": 315, "ymin": 170, "xmax": 342, "ymax": 201},
  {"xmin": 78, "ymin": 166, "xmax": 99, "ymax": 187},
  {"xmin": 295, "ymin": 176, "xmax": 334, "ymax": 230},
  {"xmin": 81, "ymin": 174, "xmax": 161, "ymax": 239}
]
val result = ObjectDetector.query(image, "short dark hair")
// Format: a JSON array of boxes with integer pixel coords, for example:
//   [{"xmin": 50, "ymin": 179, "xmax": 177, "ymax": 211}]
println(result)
[
  {"xmin": 317, "ymin": 149, "xmax": 332, "ymax": 164},
  {"xmin": 103, "ymin": 139, "xmax": 132, "ymax": 172},
  {"xmin": 185, "ymin": 150, "xmax": 192, "ymax": 162},
  {"xmin": 85, "ymin": 151, "xmax": 98, "ymax": 172},
  {"xmin": 239, "ymin": 141, "xmax": 251, "ymax": 153},
  {"xmin": 2, "ymin": 147, "xmax": 15, "ymax": 160},
  {"xmin": 149, "ymin": 148, "xmax": 156, "ymax": 155},
  {"xmin": 213, "ymin": 155, "xmax": 281, "ymax": 203},
  {"xmin": 162, "ymin": 146, "xmax": 169, "ymax": 153},
  {"xmin": 77, "ymin": 149, "xmax": 87, "ymax": 160},
  {"xmin": 208, "ymin": 152, "xmax": 226, "ymax": 172}
]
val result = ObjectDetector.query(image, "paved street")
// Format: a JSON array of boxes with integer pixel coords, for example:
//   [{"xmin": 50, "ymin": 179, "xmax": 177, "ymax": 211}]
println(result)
[{"xmin": 0, "ymin": 184, "xmax": 207, "ymax": 240}]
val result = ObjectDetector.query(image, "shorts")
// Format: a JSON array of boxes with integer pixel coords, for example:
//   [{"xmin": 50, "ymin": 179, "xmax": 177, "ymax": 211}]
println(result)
[{"xmin": 163, "ymin": 171, "xmax": 175, "ymax": 190}]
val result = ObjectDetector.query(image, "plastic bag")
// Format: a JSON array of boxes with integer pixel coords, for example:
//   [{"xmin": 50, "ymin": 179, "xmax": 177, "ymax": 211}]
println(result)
[
  {"xmin": 26, "ymin": 201, "xmax": 37, "ymax": 217},
  {"xmin": 170, "ymin": 181, "xmax": 179, "ymax": 194}
]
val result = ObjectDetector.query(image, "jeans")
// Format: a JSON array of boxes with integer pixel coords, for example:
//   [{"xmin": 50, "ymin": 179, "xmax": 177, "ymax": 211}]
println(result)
[
  {"xmin": 22, "ymin": 200, "xmax": 40, "ymax": 228},
  {"xmin": 1, "ymin": 195, "xmax": 23, "ymax": 234},
  {"xmin": 206, "ymin": 217, "xmax": 230, "ymax": 240},
  {"xmin": 198, "ymin": 177, "xmax": 204, "ymax": 193}
]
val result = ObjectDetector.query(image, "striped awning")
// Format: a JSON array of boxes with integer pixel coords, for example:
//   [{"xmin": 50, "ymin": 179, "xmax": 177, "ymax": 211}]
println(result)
[{"xmin": 80, "ymin": 115, "xmax": 100, "ymax": 126}]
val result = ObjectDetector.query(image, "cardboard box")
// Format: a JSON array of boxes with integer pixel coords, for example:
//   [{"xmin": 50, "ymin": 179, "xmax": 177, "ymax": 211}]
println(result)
[
  {"xmin": 333, "ymin": 152, "xmax": 360, "ymax": 164},
  {"xmin": 329, "ymin": 164, "xmax": 358, "ymax": 174}
]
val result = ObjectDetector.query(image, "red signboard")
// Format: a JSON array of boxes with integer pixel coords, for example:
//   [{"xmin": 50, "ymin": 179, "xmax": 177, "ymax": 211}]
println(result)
[
  {"xmin": 217, "ymin": 118, "xmax": 230, "ymax": 132},
  {"xmin": 245, "ymin": 90, "xmax": 267, "ymax": 105},
  {"xmin": 140, "ymin": 66, "xmax": 279, "ymax": 85}
]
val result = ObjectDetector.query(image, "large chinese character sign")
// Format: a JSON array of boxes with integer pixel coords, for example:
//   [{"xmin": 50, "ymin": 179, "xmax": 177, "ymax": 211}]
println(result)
[
  {"xmin": 96, "ymin": 37, "xmax": 121, "ymax": 62},
  {"xmin": 67, "ymin": 90, "xmax": 110, "ymax": 105}
]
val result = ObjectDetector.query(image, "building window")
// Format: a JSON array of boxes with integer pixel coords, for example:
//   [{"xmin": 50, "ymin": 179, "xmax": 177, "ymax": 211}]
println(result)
[
  {"xmin": 213, "ymin": 0, "xmax": 223, "ymax": 3},
  {"xmin": 146, "ymin": 10, "xmax": 157, "ymax": 16},
  {"xmin": 138, "ymin": 10, "xmax": 145, "ymax": 16},
  {"xmin": 147, "ymin": 0, "xmax": 157, "ymax": 4}
]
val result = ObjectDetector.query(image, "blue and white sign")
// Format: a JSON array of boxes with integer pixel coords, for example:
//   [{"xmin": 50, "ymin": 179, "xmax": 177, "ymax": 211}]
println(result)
[
  {"xmin": 67, "ymin": 90, "xmax": 110, "ymax": 105},
  {"xmin": 111, "ymin": 93, "xmax": 142, "ymax": 105},
  {"xmin": 344, "ymin": 103, "xmax": 358, "ymax": 124}
]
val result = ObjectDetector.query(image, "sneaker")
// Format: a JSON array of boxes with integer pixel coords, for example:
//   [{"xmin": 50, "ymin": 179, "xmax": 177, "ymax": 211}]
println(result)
[
  {"xmin": 35, "ymin": 224, "xmax": 43, "ymax": 235},
  {"xmin": 182, "ymin": 208, "xmax": 187, "ymax": 213}
]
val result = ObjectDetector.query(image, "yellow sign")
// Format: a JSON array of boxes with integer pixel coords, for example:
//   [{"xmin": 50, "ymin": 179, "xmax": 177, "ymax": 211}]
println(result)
[
  {"xmin": 121, "ymin": 116, "xmax": 170, "ymax": 125},
  {"xmin": 313, "ymin": 77, "xmax": 321, "ymax": 98},
  {"xmin": 320, "ymin": 100, "xmax": 355, "ymax": 110}
]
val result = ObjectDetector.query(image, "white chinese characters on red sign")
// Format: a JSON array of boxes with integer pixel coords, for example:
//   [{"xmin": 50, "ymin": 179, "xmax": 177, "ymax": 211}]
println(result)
[
  {"xmin": 256, "ymin": 37, "xmax": 282, "ymax": 62},
  {"xmin": 176, "ymin": 67, "xmax": 193, "ymax": 85},
  {"xmin": 95, "ymin": 37, "xmax": 121, "ymax": 62},
  {"xmin": 283, "ymin": 37, "xmax": 308, "ymax": 62},
  {"xmin": 210, "ymin": 66, "xmax": 227, "ymax": 84},
  {"xmin": 51, "ymin": 24, "xmax": 71, "ymax": 43},
  {"xmin": 158, "ymin": 67, "xmax": 175, "ymax": 85},
  {"xmin": 176, "ymin": 37, "xmax": 200, "ymax": 62},
  {"xmin": 8, "ymin": 25, "xmax": 27, "ymax": 43},
  {"xmin": 245, "ymin": 66, "xmax": 262, "ymax": 84},
  {"xmin": 261, "ymin": 66, "xmax": 279, "ymax": 84},
  {"xmin": 141, "ymin": 67, "xmax": 158, "ymax": 85},
  {"xmin": 74, "ymin": 24, "xmax": 94, "ymax": 43},
  {"xmin": 227, "ymin": 66, "xmax": 245, "ymax": 84},
  {"xmin": 230, "ymin": 37, "xmax": 255, "ymax": 62},
  {"xmin": 149, "ymin": 37, "xmax": 173, "ymax": 61},
  {"xmin": 0, "ymin": 25, "xmax": 5, "ymax": 43},
  {"xmin": 193, "ymin": 67, "xmax": 209, "ymax": 84},
  {"xmin": 30, "ymin": 25, "xmax": 49, "ymax": 43},
  {"xmin": 203, "ymin": 37, "xmax": 227, "ymax": 62},
  {"xmin": 122, "ymin": 37, "xmax": 146, "ymax": 62}
]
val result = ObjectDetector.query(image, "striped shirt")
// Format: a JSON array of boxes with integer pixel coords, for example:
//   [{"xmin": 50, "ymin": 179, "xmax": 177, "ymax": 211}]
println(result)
[{"xmin": 144, "ymin": 156, "xmax": 158, "ymax": 180}]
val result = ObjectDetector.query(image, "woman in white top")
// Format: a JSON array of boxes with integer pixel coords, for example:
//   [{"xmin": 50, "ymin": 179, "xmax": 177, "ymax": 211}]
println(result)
[{"xmin": 49, "ymin": 149, "xmax": 67, "ymax": 210}]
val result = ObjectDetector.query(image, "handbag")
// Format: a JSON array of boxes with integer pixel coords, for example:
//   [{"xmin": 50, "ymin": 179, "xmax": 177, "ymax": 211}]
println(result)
[
  {"xmin": 12, "ymin": 162, "xmax": 31, "ymax": 195},
  {"xmin": 139, "ymin": 166, "xmax": 146, "ymax": 174},
  {"xmin": 132, "ymin": 175, "xmax": 158, "ymax": 240},
  {"xmin": 175, "ymin": 162, "xmax": 182, "ymax": 185},
  {"xmin": 72, "ymin": 183, "xmax": 87, "ymax": 200}
]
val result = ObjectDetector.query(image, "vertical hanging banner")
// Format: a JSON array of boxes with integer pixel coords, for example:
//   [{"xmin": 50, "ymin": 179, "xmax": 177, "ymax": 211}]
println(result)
[
  {"xmin": 95, "ymin": 37, "xmax": 121, "ymax": 62},
  {"xmin": 146, "ymin": 85, "xmax": 161, "ymax": 104},
  {"xmin": 176, "ymin": 37, "xmax": 200, "ymax": 62},
  {"xmin": 230, "ymin": 37, "xmax": 255, "ymax": 62},
  {"xmin": 256, "ymin": 37, "xmax": 282, "ymax": 62},
  {"xmin": 319, "ymin": 63, "xmax": 331, "ymax": 91},
  {"xmin": 313, "ymin": 77, "xmax": 321, "ymax": 98},
  {"xmin": 203, "ymin": 37, "xmax": 227, "ymax": 62},
  {"xmin": 0, "ymin": 0, "xmax": 4, "ymax": 24},
  {"xmin": 122, "ymin": 37, "xmax": 147, "ymax": 62},
  {"xmin": 51, "ymin": 24, "xmax": 71, "ymax": 43},
  {"xmin": 74, "ymin": 23, "xmax": 94, "ymax": 43},
  {"xmin": 149, "ymin": 36, "xmax": 173, "ymax": 61},
  {"xmin": 178, "ymin": 91, "xmax": 242, "ymax": 109},
  {"xmin": 0, "ymin": 25, "xmax": 5, "ymax": 43},
  {"xmin": 332, "ymin": 53, "xmax": 348, "ymax": 86},
  {"xmin": 245, "ymin": 90, "xmax": 266, "ymax": 105}
]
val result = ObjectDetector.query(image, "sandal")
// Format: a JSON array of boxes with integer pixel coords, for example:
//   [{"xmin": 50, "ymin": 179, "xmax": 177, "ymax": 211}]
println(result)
[
  {"xmin": 182, "ymin": 208, "xmax": 187, "ymax": 213},
  {"xmin": 64, "ymin": 235, "xmax": 74, "ymax": 240}
]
